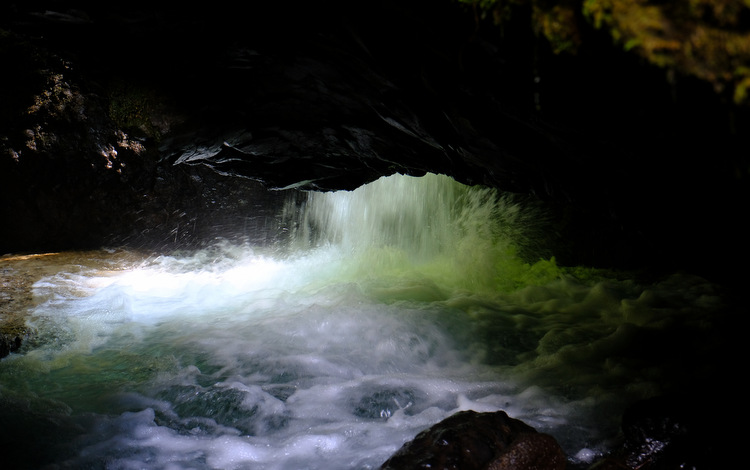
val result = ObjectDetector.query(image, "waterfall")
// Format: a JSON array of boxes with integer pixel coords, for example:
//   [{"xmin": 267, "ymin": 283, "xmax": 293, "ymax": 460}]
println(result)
[{"xmin": 283, "ymin": 172, "xmax": 558, "ymax": 294}]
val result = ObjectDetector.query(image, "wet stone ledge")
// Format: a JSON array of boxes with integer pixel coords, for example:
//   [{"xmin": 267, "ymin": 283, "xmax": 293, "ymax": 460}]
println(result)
[{"xmin": 0, "ymin": 255, "xmax": 40, "ymax": 358}]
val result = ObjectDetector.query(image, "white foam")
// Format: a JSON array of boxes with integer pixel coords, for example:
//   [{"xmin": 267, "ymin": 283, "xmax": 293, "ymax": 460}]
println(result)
[{"xmin": 19, "ymin": 248, "xmax": 716, "ymax": 468}]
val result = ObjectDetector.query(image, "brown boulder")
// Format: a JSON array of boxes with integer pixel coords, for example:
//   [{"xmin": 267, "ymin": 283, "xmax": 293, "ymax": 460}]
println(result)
[{"xmin": 381, "ymin": 410, "xmax": 566, "ymax": 470}]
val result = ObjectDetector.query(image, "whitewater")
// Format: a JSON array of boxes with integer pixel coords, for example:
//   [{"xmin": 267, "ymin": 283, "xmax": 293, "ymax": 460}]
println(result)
[{"xmin": 0, "ymin": 173, "xmax": 729, "ymax": 469}]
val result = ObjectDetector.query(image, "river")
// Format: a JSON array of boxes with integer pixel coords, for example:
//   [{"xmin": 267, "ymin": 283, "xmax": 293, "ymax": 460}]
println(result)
[{"xmin": 0, "ymin": 173, "xmax": 732, "ymax": 469}]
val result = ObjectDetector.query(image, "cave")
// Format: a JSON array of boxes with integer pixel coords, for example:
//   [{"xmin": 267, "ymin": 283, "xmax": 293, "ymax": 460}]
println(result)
[{"xmin": 0, "ymin": 1, "xmax": 745, "ymax": 469}]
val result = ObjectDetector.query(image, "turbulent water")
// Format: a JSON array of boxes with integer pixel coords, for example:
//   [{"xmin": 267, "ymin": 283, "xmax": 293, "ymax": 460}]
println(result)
[{"xmin": 0, "ymin": 173, "xmax": 730, "ymax": 469}]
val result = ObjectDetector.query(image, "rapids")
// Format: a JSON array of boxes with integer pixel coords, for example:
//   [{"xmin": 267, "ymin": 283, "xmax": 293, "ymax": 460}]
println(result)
[{"xmin": 0, "ymin": 173, "xmax": 731, "ymax": 469}]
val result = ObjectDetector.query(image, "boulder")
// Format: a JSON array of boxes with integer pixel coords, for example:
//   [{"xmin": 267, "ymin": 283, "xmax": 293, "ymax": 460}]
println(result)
[{"xmin": 381, "ymin": 410, "xmax": 566, "ymax": 470}]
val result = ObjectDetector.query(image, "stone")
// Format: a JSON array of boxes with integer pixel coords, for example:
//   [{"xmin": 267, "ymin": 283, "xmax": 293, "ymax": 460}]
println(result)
[{"xmin": 380, "ymin": 410, "xmax": 566, "ymax": 470}]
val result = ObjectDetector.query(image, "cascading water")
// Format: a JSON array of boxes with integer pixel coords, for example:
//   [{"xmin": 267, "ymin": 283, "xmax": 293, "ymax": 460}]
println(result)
[{"xmin": 0, "ymin": 173, "xmax": 728, "ymax": 469}]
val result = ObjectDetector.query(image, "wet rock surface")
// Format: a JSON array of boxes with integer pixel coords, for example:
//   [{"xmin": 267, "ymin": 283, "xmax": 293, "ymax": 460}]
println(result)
[
  {"xmin": 380, "ymin": 410, "xmax": 566, "ymax": 470},
  {"xmin": 0, "ymin": 255, "xmax": 39, "ymax": 358}
]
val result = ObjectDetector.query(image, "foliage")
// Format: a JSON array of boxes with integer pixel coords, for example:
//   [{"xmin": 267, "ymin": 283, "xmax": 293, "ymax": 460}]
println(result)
[
  {"xmin": 455, "ymin": 0, "xmax": 750, "ymax": 104},
  {"xmin": 533, "ymin": 2, "xmax": 582, "ymax": 54}
]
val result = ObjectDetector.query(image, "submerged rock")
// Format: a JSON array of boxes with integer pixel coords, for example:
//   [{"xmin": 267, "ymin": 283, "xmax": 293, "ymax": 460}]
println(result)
[{"xmin": 380, "ymin": 409, "xmax": 566, "ymax": 470}]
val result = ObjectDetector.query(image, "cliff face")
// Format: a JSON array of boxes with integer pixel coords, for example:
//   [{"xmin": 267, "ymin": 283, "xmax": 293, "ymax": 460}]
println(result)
[{"xmin": 1, "ymin": 0, "xmax": 748, "ymax": 280}]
